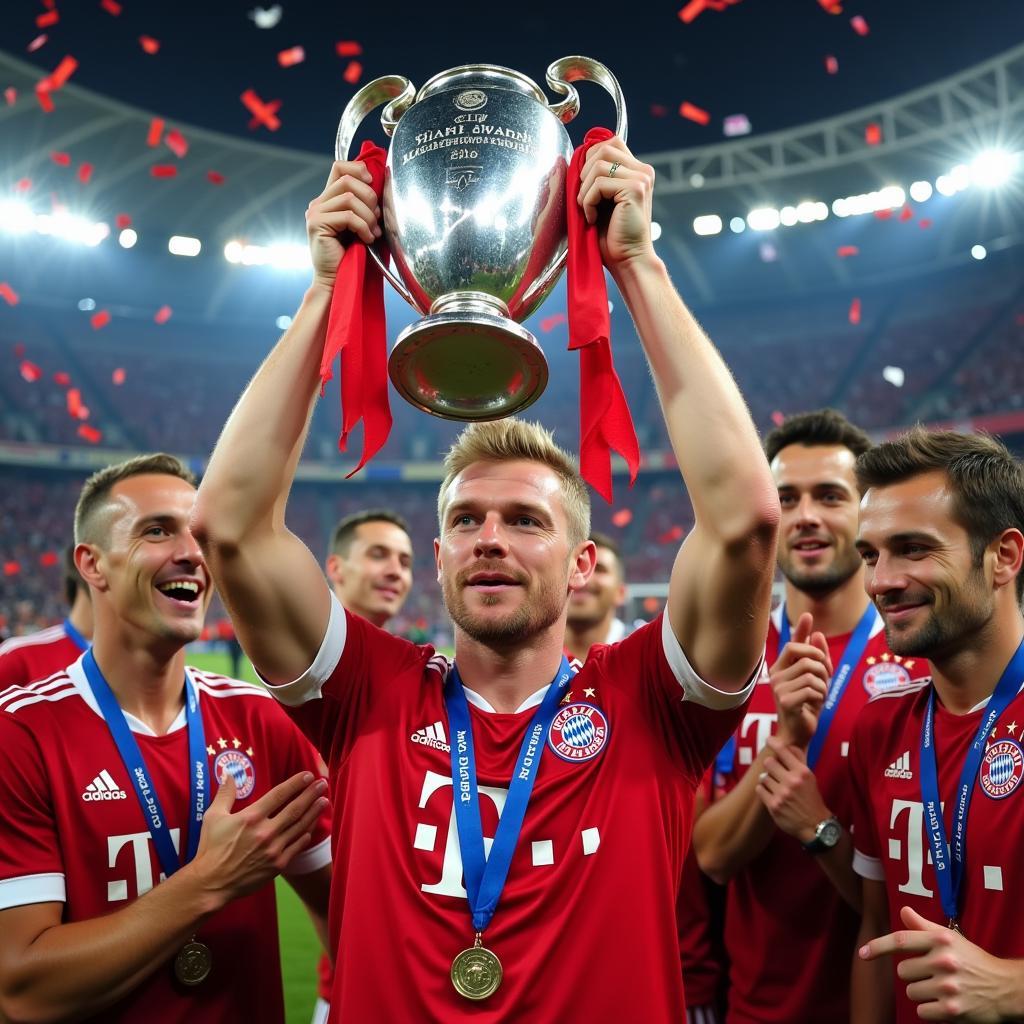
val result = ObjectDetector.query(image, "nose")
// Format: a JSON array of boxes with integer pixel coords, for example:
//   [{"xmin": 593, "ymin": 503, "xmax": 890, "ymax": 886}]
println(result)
[
  {"xmin": 473, "ymin": 512, "xmax": 509, "ymax": 559},
  {"xmin": 865, "ymin": 551, "xmax": 904, "ymax": 601},
  {"xmin": 793, "ymin": 492, "xmax": 822, "ymax": 528},
  {"xmin": 175, "ymin": 527, "xmax": 206, "ymax": 570}
]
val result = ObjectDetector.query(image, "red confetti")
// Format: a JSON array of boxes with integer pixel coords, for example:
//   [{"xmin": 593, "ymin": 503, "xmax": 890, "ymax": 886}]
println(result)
[
  {"xmin": 540, "ymin": 312, "xmax": 567, "ymax": 333},
  {"xmin": 39, "ymin": 551, "xmax": 59, "ymax": 567},
  {"xmin": 649, "ymin": 103, "xmax": 669, "ymax": 117},
  {"xmin": 206, "ymin": 170, "xmax": 225, "ymax": 185},
  {"xmin": 865, "ymin": 122, "xmax": 882, "ymax": 146},
  {"xmin": 115, "ymin": 213, "xmax": 131, "ymax": 229},
  {"xmin": 918, "ymin": 218, "xmax": 933, "ymax": 230},
  {"xmin": 848, "ymin": 297, "xmax": 862, "ymax": 325},
  {"xmin": 817, "ymin": 0, "xmax": 842, "ymax": 11},
  {"xmin": 899, "ymin": 203, "xmax": 914, "ymax": 222},
  {"xmin": 658, "ymin": 525, "xmax": 685, "ymax": 545},
  {"xmin": 825, "ymin": 55, "xmax": 839, "ymax": 74},
  {"xmin": 50, "ymin": 151, "xmax": 71, "ymax": 166},
  {"xmin": 611, "ymin": 508, "xmax": 633, "ymax": 527},
  {"xmin": 78, "ymin": 424, "xmax": 102, "ymax": 444},
  {"xmin": 112, "ymin": 367, "xmax": 126, "ymax": 385},
  {"xmin": 19, "ymin": 360, "xmax": 42, "ymax": 382},
  {"xmin": 343, "ymin": 61, "xmax": 363, "ymax": 85},
  {"xmin": 153, "ymin": 305, "xmax": 172, "ymax": 324},
  {"xmin": 35, "ymin": 86, "xmax": 54, "ymax": 112},
  {"xmin": 36, "ymin": 10, "xmax": 59, "ymax": 27},
  {"xmin": 27, "ymin": 34, "xmax": 48, "ymax": 52},
  {"xmin": 90, "ymin": 310, "xmax": 111, "ymax": 330},
  {"xmin": 679, "ymin": 101, "xmax": 711, "ymax": 126},
  {"xmin": 0, "ymin": 283, "xmax": 19, "ymax": 306},
  {"xmin": 139, "ymin": 36, "xmax": 160, "ymax": 55},
  {"xmin": 150, "ymin": 164, "xmax": 178, "ymax": 178},
  {"xmin": 77, "ymin": 162, "xmax": 93, "ymax": 184},
  {"xmin": 4, "ymin": 87, "xmax": 16, "ymax": 105},
  {"xmin": 164, "ymin": 128, "xmax": 188, "ymax": 159},
  {"xmin": 836, "ymin": 245, "xmax": 859, "ymax": 258},
  {"xmin": 874, "ymin": 208, "xmax": 893, "ymax": 220},
  {"xmin": 241, "ymin": 89, "xmax": 281, "ymax": 131},
  {"xmin": 850, "ymin": 14, "xmax": 869, "ymax": 35},
  {"xmin": 770, "ymin": 410, "xmax": 785, "ymax": 426},
  {"xmin": 277, "ymin": 46, "xmax": 305, "ymax": 68},
  {"xmin": 146, "ymin": 117, "xmax": 164, "ymax": 147},
  {"xmin": 53, "ymin": 371, "xmax": 71, "ymax": 386},
  {"xmin": 678, "ymin": 0, "xmax": 707, "ymax": 22},
  {"xmin": 48, "ymin": 56, "xmax": 78, "ymax": 89},
  {"xmin": 42, "ymin": 0, "xmax": 55, "ymax": 9},
  {"xmin": 15, "ymin": 177, "xmax": 31, "ymax": 192},
  {"xmin": 66, "ymin": 388, "xmax": 86, "ymax": 419},
  {"xmin": 336, "ymin": 41, "xmax": 362, "ymax": 57},
  {"xmin": 4, "ymin": 562, "xmax": 20, "ymax": 577},
  {"xmin": 100, "ymin": 0, "xmax": 122, "ymax": 13}
]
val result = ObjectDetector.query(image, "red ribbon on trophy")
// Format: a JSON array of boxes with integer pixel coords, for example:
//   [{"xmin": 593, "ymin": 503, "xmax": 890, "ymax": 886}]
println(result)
[
  {"xmin": 566, "ymin": 127, "xmax": 641, "ymax": 504},
  {"xmin": 320, "ymin": 140, "xmax": 392, "ymax": 477}
]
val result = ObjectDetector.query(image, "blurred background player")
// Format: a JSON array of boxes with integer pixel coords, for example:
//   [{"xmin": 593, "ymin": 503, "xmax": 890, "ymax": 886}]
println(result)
[
  {"xmin": 564, "ymin": 530, "xmax": 631, "ymax": 661},
  {"xmin": 0, "ymin": 453, "xmax": 331, "ymax": 1023},
  {"xmin": 852, "ymin": 430, "xmax": 1024, "ymax": 1024},
  {"xmin": 694, "ymin": 409, "xmax": 928, "ymax": 1024},
  {"xmin": 0, "ymin": 543, "xmax": 92, "ymax": 687}
]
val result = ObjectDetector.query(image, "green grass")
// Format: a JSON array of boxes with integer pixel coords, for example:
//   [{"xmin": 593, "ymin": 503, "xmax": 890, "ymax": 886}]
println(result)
[{"xmin": 188, "ymin": 647, "xmax": 322, "ymax": 1023}]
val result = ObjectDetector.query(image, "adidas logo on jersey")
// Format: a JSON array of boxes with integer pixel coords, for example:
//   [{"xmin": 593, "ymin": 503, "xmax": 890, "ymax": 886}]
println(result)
[
  {"xmin": 884, "ymin": 751, "xmax": 913, "ymax": 780},
  {"xmin": 82, "ymin": 769, "xmax": 128, "ymax": 801},
  {"xmin": 411, "ymin": 721, "xmax": 451, "ymax": 753}
]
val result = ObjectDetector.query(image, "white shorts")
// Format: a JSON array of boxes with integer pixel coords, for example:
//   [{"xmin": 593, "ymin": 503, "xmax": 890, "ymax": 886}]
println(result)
[{"xmin": 310, "ymin": 997, "xmax": 330, "ymax": 1024}]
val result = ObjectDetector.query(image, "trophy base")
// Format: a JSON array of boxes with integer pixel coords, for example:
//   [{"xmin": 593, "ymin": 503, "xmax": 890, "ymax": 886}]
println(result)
[{"xmin": 389, "ymin": 308, "xmax": 549, "ymax": 422}]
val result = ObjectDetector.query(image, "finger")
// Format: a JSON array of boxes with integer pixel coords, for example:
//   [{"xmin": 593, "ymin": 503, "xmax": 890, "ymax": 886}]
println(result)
[
  {"xmin": 811, "ymin": 630, "xmax": 832, "ymax": 670},
  {"xmin": 269, "ymin": 778, "xmax": 327, "ymax": 827},
  {"xmin": 578, "ymin": 172, "xmax": 642, "ymax": 225},
  {"xmin": 315, "ymin": 191, "xmax": 379, "ymax": 236},
  {"xmin": 211, "ymin": 770, "xmax": 236, "ymax": 812},
  {"xmin": 278, "ymin": 830, "xmax": 314, "ymax": 870},
  {"xmin": 249, "ymin": 771, "xmax": 316, "ymax": 818},
  {"xmin": 778, "ymin": 684, "xmax": 828, "ymax": 709},
  {"xmin": 279, "ymin": 795, "xmax": 329, "ymax": 848},
  {"xmin": 581, "ymin": 138, "xmax": 633, "ymax": 178},
  {"xmin": 900, "ymin": 905, "xmax": 945, "ymax": 934},
  {"xmin": 577, "ymin": 157, "xmax": 638, "ymax": 201},
  {"xmin": 312, "ymin": 210, "xmax": 376, "ymax": 246},
  {"xmin": 774, "ymin": 650, "xmax": 832, "ymax": 682},
  {"xmin": 325, "ymin": 159, "xmax": 373, "ymax": 189},
  {"xmin": 896, "ymin": 956, "xmax": 935, "ymax": 983},
  {"xmin": 765, "ymin": 737, "xmax": 801, "ymax": 768},
  {"xmin": 860, "ymin": 930, "xmax": 936, "ymax": 960},
  {"xmin": 318, "ymin": 175, "xmax": 380, "ymax": 215},
  {"xmin": 793, "ymin": 612, "xmax": 814, "ymax": 645}
]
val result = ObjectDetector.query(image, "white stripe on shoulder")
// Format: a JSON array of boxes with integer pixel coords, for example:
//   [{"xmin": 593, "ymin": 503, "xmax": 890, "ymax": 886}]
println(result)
[
  {"xmin": 1, "ymin": 684, "xmax": 80, "ymax": 715},
  {"xmin": 0, "ymin": 625, "xmax": 66, "ymax": 653},
  {"xmin": 191, "ymin": 674, "xmax": 271, "ymax": 700},
  {"xmin": 0, "ymin": 671, "xmax": 73, "ymax": 704},
  {"xmin": 426, "ymin": 654, "xmax": 450, "ymax": 681},
  {"xmin": 867, "ymin": 678, "xmax": 932, "ymax": 704}
]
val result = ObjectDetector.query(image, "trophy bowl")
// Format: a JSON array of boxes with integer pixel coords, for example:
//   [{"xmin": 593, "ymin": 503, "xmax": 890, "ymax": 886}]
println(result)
[{"xmin": 336, "ymin": 58, "xmax": 627, "ymax": 421}]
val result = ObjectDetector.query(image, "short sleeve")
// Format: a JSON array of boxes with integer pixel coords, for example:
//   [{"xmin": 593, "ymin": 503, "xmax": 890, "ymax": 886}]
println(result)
[
  {"xmin": 849, "ymin": 712, "xmax": 884, "ymax": 881},
  {"xmin": 0, "ymin": 649, "xmax": 29, "ymax": 690}
]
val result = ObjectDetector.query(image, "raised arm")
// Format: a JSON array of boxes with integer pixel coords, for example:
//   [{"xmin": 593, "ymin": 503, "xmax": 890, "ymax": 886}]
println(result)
[
  {"xmin": 191, "ymin": 161, "xmax": 380, "ymax": 684},
  {"xmin": 578, "ymin": 139, "xmax": 779, "ymax": 690}
]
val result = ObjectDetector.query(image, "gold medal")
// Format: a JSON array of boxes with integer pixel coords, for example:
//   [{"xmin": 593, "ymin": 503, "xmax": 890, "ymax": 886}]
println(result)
[
  {"xmin": 174, "ymin": 938, "xmax": 213, "ymax": 986},
  {"xmin": 451, "ymin": 932, "xmax": 502, "ymax": 1000},
  {"xmin": 947, "ymin": 917, "xmax": 963, "ymax": 935}
]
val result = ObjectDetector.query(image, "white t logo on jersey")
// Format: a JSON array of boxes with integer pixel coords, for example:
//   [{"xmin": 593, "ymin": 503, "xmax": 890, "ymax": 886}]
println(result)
[
  {"xmin": 106, "ymin": 829, "xmax": 181, "ymax": 902},
  {"xmin": 740, "ymin": 712, "xmax": 777, "ymax": 757},
  {"xmin": 889, "ymin": 799, "xmax": 935, "ymax": 898}
]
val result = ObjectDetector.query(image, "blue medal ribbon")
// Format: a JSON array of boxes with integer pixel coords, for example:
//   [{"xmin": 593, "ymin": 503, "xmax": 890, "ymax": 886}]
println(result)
[
  {"xmin": 445, "ymin": 657, "xmax": 573, "ymax": 934},
  {"xmin": 82, "ymin": 649, "xmax": 209, "ymax": 877},
  {"xmin": 919, "ymin": 638, "xmax": 1024, "ymax": 927},
  {"xmin": 63, "ymin": 617, "xmax": 89, "ymax": 652},
  {"xmin": 780, "ymin": 602, "xmax": 878, "ymax": 769}
]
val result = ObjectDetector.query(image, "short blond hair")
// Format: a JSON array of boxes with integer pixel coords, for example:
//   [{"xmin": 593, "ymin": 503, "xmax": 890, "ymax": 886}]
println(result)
[{"xmin": 437, "ymin": 420, "xmax": 591, "ymax": 546}]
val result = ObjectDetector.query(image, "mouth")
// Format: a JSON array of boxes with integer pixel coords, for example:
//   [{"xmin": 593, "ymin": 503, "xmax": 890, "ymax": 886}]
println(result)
[
  {"xmin": 790, "ymin": 539, "xmax": 831, "ymax": 559},
  {"xmin": 878, "ymin": 601, "xmax": 929, "ymax": 624},
  {"xmin": 154, "ymin": 578, "xmax": 204, "ymax": 607},
  {"xmin": 465, "ymin": 571, "xmax": 523, "ymax": 592},
  {"xmin": 374, "ymin": 585, "xmax": 403, "ymax": 601}
]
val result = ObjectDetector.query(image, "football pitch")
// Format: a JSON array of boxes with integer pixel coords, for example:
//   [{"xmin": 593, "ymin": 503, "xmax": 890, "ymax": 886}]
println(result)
[{"xmin": 188, "ymin": 648, "xmax": 321, "ymax": 1023}]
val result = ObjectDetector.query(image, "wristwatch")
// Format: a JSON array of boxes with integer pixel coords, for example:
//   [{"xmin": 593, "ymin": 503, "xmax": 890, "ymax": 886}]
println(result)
[{"xmin": 802, "ymin": 816, "xmax": 842, "ymax": 854}]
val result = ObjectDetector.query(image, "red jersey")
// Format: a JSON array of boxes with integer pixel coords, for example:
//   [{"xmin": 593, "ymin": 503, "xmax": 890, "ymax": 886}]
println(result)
[
  {"xmin": 850, "ymin": 676, "xmax": 1024, "ymax": 1024},
  {"xmin": 267, "ymin": 591, "xmax": 755, "ymax": 1023},
  {"xmin": 717, "ymin": 605, "xmax": 929, "ymax": 1024},
  {"xmin": 0, "ymin": 658, "xmax": 331, "ymax": 1024},
  {"xmin": 0, "ymin": 620, "xmax": 87, "ymax": 687}
]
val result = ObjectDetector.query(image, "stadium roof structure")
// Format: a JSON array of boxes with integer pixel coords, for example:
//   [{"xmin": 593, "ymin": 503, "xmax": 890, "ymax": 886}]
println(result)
[{"xmin": 1, "ymin": 42, "xmax": 1023, "ymax": 313}]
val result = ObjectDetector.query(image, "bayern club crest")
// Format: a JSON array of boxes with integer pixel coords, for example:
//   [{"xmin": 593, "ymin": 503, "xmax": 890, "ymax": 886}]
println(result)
[
  {"xmin": 547, "ymin": 703, "xmax": 610, "ymax": 763},
  {"xmin": 862, "ymin": 661, "xmax": 912, "ymax": 698},
  {"xmin": 979, "ymin": 739, "xmax": 1024, "ymax": 799},
  {"xmin": 214, "ymin": 749, "xmax": 256, "ymax": 799}
]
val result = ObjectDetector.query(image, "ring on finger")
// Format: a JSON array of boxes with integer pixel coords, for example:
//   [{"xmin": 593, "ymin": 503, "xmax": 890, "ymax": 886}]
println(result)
[
  {"xmin": 758, "ymin": 771, "xmax": 768, "ymax": 783},
  {"xmin": 608, "ymin": 161, "xmax": 620, "ymax": 179}
]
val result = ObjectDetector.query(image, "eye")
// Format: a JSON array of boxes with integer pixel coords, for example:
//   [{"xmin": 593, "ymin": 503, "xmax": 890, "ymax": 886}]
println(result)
[
  {"xmin": 821, "ymin": 492, "xmax": 843, "ymax": 505},
  {"xmin": 859, "ymin": 550, "xmax": 878, "ymax": 566},
  {"xmin": 778, "ymin": 494, "xmax": 797, "ymax": 508},
  {"xmin": 903, "ymin": 544, "xmax": 927, "ymax": 557},
  {"xmin": 452, "ymin": 514, "xmax": 475, "ymax": 528},
  {"xmin": 144, "ymin": 525, "xmax": 168, "ymax": 538}
]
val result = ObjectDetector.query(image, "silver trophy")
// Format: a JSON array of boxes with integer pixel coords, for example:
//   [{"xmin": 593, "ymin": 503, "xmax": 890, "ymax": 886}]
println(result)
[{"xmin": 336, "ymin": 58, "xmax": 627, "ymax": 421}]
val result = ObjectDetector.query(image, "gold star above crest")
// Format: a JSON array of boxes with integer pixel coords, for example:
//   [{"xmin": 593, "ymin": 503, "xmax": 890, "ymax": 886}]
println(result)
[
  {"xmin": 561, "ymin": 690, "xmax": 573, "ymax": 705},
  {"xmin": 206, "ymin": 745, "xmax": 216, "ymax": 756},
  {"xmin": 1008, "ymin": 722, "xmax": 1018, "ymax": 735},
  {"xmin": 232, "ymin": 738, "xmax": 241, "ymax": 749},
  {"xmin": 217, "ymin": 737, "xmax": 228, "ymax": 749},
  {"xmin": 584, "ymin": 687, "xmax": 596, "ymax": 698},
  {"xmin": 866, "ymin": 656, "xmax": 877, "ymax": 666},
  {"xmin": 246, "ymin": 747, "xmax": 254, "ymax": 757},
  {"xmin": 893, "ymin": 655, "xmax": 904, "ymax": 664},
  {"xmin": 881, "ymin": 653, "xmax": 891, "ymax": 662},
  {"xmin": 905, "ymin": 660, "xmax": 916, "ymax": 669}
]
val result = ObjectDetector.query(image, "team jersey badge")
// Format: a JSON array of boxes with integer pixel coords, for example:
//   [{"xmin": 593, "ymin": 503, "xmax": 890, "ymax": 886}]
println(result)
[
  {"xmin": 862, "ymin": 661, "xmax": 912, "ymax": 698},
  {"xmin": 979, "ymin": 739, "xmax": 1024, "ymax": 799},
  {"xmin": 547, "ymin": 703, "xmax": 610, "ymax": 763},
  {"xmin": 214, "ymin": 749, "xmax": 256, "ymax": 799}
]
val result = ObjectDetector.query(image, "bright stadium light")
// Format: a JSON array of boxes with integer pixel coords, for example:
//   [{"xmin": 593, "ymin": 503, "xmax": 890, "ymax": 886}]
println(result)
[
  {"xmin": 779, "ymin": 206, "xmax": 798, "ymax": 227},
  {"xmin": 971, "ymin": 244, "xmax": 987, "ymax": 260},
  {"xmin": 0, "ymin": 199, "xmax": 34, "ymax": 234},
  {"xmin": 949, "ymin": 164, "xmax": 971, "ymax": 192},
  {"xmin": 35, "ymin": 210, "xmax": 109, "ymax": 246},
  {"xmin": 832, "ymin": 198, "xmax": 849, "ymax": 218},
  {"xmin": 118, "ymin": 228, "xmax": 138, "ymax": 249},
  {"xmin": 168, "ymin": 235, "xmax": 201, "ymax": 257},
  {"xmin": 747, "ymin": 207, "xmax": 780, "ymax": 231},
  {"xmin": 935, "ymin": 174, "xmax": 956, "ymax": 197},
  {"xmin": 909, "ymin": 180, "xmax": 933, "ymax": 203},
  {"xmin": 693, "ymin": 214, "xmax": 722, "ymax": 236},
  {"xmin": 970, "ymin": 149, "xmax": 1019, "ymax": 188},
  {"xmin": 224, "ymin": 240, "xmax": 243, "ymax": 264},
  {"xmin": 77, "ymin": 297, "xmax": 96, "ymax": 311},
  {"xmin": 276, "ymin": 315, "xmax": 293, "ymax": 330},
  {"xmin": 650, "ymin": 221, "xmax": 662, "ymax": 241},
  {"xmin": 729, "ymin": 216, "xmax": 746, "ymax": 233},
  {"xmin": 266, "ymin": 242, "xmax": 311, "ymax": 270}
]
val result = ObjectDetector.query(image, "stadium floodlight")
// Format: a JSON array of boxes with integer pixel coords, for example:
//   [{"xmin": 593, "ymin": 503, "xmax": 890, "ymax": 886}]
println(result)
[
  {"xmin": 77, "ymin": 298, "xmax": 96, "ymax": 311},
  {"xmin": 909, "ymin": 180, "xmax": 933, "ymax": 203},
  {"xmin": 224, "ymin": 240, "xmax": 244, "ymax": 264},
  {"xmin": 0, "ymin": 199, "xmax": 34, "ymax": 234},
  {"xmin": 970, "ymin": 149, "xmax": 1018, "ymax": 188},
  {"xmin": 276, "ymin": 315, "xmax": 293, "ymax": 330},
  {"xmin": 779, "ymin": 206, "xmax": 798, "ymax": 227},
  {"xmin": 747, "ymin": 207, "xmax": 780, "ymax": 231},
  {"xmin": 832, "ymin": 198, "xmax": 849, "ymax": 218},
  {"xmin": 118, "ymin": 228, "xmax": 138, "ymax": 249},
  {"xmin": 693, "ymin": 214, "xmax": 722, "ymax": 236},
  {"xmin": 35, "ymin": 210, "xmax": 109, "ymax": 246},
  {"xmin": 266, "ymin": 242, "xmax": 311, "ymax": 270},
  {"xmin": 168, "ymin": 235, "xmax": 201, "ymax": 257},
  {"xmin": 935, "ymin": 174, "xmax": 956, "ymax": 197},
  {"xmin": 729, "ymin": 216, "xmax": 746, "ymax": 233},
  {"xmin": 971, "ymin": 244, "xmax": 987, "ymax": 260},
  {"xmin": 650, "ymin": 221, "xmax": 662, "ymax": 241},
  {"xmin": 949, "ymin": 164, "xmax": 971, "ymax": 192}
]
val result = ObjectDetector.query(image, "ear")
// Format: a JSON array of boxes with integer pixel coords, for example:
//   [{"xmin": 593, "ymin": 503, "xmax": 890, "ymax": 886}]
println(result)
[
  {"xmin": 434, "ymin": 537, "xmax": 442, "ymax": 585},
  {"xmin": 324, "ymin": 553, "xmax": 343, "ymax": 586},
  {"xmin": 74, "ymin": 542, "xmax": 106, "ymax": 593},
  {"xmin": 991, "ymin": 528, "xmax": 1024, "ymax": 594},
  {"xmin": 568, "ymin": 540, "xmax": 597, "ymax": 596}
]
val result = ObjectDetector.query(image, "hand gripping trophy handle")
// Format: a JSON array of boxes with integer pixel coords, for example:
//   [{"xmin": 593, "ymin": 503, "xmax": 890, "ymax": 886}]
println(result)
[{"xmin": 335, "ymin": 75, "xmax": 420, "ymax": 307}]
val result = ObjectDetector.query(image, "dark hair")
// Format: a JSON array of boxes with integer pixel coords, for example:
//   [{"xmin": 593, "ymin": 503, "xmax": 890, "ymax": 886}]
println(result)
[
  {"xmin": 590, "ymin": 530, "xmax": 622, "ymax": 563},
  {"xmin": 764, "ymin": 409, "xmax": 873, "ymax": 465},
  {"xmin": 329, "ymin": 509, "xmax": 411, "ymax": 558},
  {"xmin": 857, "ymin": 427, "xmax": 1024, "ymax": 600},
  {"xmin": 75, "ymin": 453, "xmax": 197, "ymax": 545},
  {"xmin": 63, "ymin": 543, "xmax": 84, "ymax": 607}
]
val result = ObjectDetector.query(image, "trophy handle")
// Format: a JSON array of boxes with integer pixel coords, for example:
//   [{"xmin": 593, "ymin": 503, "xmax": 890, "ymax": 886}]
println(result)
[
  {"xmin": 544, "ymin": 56, "xmax": 628, "ymax": 142},
  {"xmin": 335, "ymin": 75, "xmax": 418, "ymax": 306}
]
